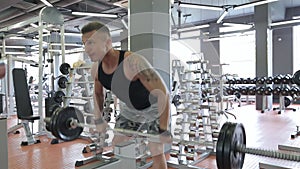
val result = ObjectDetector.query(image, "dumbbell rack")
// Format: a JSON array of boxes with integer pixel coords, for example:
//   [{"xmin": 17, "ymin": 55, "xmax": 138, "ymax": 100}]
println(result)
[{"xmin": 168, "ymin": 58, "xmax": 219, "ymax": 168}]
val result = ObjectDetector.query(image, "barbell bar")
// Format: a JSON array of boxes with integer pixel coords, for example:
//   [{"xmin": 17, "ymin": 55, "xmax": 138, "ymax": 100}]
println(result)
[
  {"xmin": 216, "ymin": 122, "xmax": 300, "ymax": 169},
  {"xmin": 45, "ymin": 106, "xmax": 300, "ymax": 169},
  {"xmin": 44, "ymin": 106, "xmax": 215, "ymax": 147}
]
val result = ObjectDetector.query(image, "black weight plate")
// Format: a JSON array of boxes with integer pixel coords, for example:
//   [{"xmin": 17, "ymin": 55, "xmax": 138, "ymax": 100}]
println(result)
[
  {"xmin": 293, "ymin": 70, "xmax": 300, "ymax": 85},
  {"xmin": 56, "ymin": 107, "xmax": 84, "ymax": 141},
  {"xmin": 216, "ymin": 122, "xmax": 231, "ymax": 169},
  {"xmin": 57, "ymin": 76, "xmax": 68, "ymax": 89},
  {"xmin": 223, "ymin": 122, "xmax": 246, "ymax": 169},
  {"xmin": 50, "ymin": 107, "xmax": 62, "ymax": 138},
  {"xmin": 284, "ymin": 96, "xmax": 292, "ymax": 107},
  {"xmin": 54, "ymin": 91, "xmax": 65, "ymax": 103},
  {"xmin": 59, "ymin": 63, "xmax": 71, "ymax": 75}
]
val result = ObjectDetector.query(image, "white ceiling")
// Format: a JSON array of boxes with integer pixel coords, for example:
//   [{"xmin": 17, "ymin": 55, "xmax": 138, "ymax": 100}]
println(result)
[{"xmin": 0, "ymin": 0, "xmax": 300, "ymax": 53}]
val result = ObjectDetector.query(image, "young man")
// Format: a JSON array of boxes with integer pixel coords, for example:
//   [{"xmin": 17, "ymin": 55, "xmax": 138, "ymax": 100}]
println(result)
[{"xmin": 81, "ymin": 21, "xmax": 171, "ymax": 169}]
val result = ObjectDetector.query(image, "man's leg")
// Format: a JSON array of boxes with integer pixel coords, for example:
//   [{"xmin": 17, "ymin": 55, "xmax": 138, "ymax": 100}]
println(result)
[{"xmin": 148, "ymin": 142, "xmax": 167, "ymax": 169}]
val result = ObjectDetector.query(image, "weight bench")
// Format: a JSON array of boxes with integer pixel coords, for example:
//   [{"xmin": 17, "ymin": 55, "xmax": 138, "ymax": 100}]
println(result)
[{"xmin": 12, "ymin": 68, "xmax": 41, "ymax": 146}]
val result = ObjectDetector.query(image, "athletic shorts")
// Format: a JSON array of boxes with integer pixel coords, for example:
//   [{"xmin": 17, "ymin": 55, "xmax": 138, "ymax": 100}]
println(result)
[{"xmin": 114, "ymin": 101, "xmax": 160, "ymax": 135}]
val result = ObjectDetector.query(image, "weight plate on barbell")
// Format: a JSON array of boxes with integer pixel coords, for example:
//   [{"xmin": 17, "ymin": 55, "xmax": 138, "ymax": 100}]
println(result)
[
  {"xmin": 52, "ymin": 107, "xmax": 84, "ymax": 141},
  {"xmin": 217, "ymin": 122, "xmax": 246, "ymax": 169},
  {"xmin": 216, "ymin": 122, "xmax": 230, "ymax": 169},
  {"xmin": 293, "ymin": 70, "xmax": 300, "ymax": 85},
  {"xmin": 50, "ymin": 107, "xmax": 62, "ymax": 138}
]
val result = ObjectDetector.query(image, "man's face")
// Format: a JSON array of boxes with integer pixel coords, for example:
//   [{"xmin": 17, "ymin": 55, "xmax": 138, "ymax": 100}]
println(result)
[{"xmin": 82, "ymin": 30, "xmax": 109, "ymax": 62}]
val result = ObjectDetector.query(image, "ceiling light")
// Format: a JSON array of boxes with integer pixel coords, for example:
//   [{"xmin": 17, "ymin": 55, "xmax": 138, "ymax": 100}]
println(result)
[
  {"xmin": 50, "ymin": 43, "xmax": 83, "ymax": 47},
  {"xmin": 270, "ymin": 19, "xmax": 300, "ymax": 27},
  {"xmin": 5, "ymin": 52, "xmax": 27, "ymax": 55},
  {"xmin": 292, "ymin": 16, "xmax": 300, "ymax": 19},
  {"xmin": 8, "ymin": 37, "xmax": 26, "ymax": 40},
  {"xmin": 223, "ymin": 23, "xmax": 254, "ymax": 29},
  {"xmin": 177, "ymin": 24, "xmax": 210, "ymax": 32},
  {"xmin": 40, "ymin": 0, "xmax": 53, "ymax": 7},
  {"xmin": 63, "ymin": 33, "xmax": 82, "ymax": 37},
  {"xmin": 0, "ymin": 46, "xmax": 26, "ymax": 49},
  {"xmin": 72, "ymin": 12, "xmax": 118, "ymax": 18},
  {"xmin": 180, "ymin": 2, "xmax": 223, "ymax": 11},
  {"xmin": 234, "ymin": 0, "xmax": 278, "ymax": 10}
]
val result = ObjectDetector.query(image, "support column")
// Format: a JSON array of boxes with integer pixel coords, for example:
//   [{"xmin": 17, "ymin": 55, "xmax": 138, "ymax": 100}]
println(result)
[
  {"xmin": 129, "ymin": 0, "xmax": 171, "ymax": 89},
  {"xmin": 200, "ymin": 23, "xmax": 220, "ymax": 75},
  {"xmin": 129, "ymin": 0, "xmax": 171, "ymax": 152},
  {"xmin": 0, "ymin": 117, "xmax": 8, "ymax": 169},
  {"xmin": 254, "ymin": 4, "xmax": 273, "ymax": 110}
]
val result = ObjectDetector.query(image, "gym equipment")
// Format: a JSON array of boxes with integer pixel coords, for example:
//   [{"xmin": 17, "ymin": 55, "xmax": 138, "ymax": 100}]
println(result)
[
  {"xmin": 282, "ymin": 74, "xmax": 292, "ymax": 84},
  {"xmin": 263, "ymin": 86, "xmax": 272, "ymax": 95},
  {"xmin": 293, "ymin": 70, "xmax": 300, "ymax": 85},
  {"xmin": 54, "ymin": 91, "xmax": 65, "ymax": 103},
  {"xmin": 265, "ymin": 76, "xmax": 273, "ymax": 84},
  {"xmin": 256, "ymin": 77, "xmax": 266, "ymax": 84},
  {"xmin": 12, "ymin": 68, "xmax": 41, "ymax": 146},
  {"xmin": 59, "ymin": 63, "xmax": 71, "ymax": 75},
  {"xmin": 46, "ymin": 106, "xmax": 212, "ymax": 147},
  {"xmin": 216, "ymin": 122, "xmax": 300, "ymax": 169},
  {"xmin": 57, "ymin": 76, "xmax": 68, "ymax": 89},
  {"xmin": 45, "ymin": 109, "xmax": 300, "ymax": 169},
  {"xmin": 248, "ymin": 86, "xmax": 256, "ymax": 95},
  {"xmin": 273, "ymin": 75, "xmax": 283, "ymax": 84},
  {"xmin": 255, "ymin": 86, "xmax": 264, "ymax": 95},
  {"xmin": 272, "ymin": 86, "xmax": 281, "ymax": 95}
]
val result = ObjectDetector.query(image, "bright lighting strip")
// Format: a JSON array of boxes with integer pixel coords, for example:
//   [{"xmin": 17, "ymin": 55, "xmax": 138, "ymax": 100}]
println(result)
[
  {"xmin": 72, "ymin": 12, "xmax": 118, "ymax": 18},
  {"xmin": 234, "ymin": 0, "xmax": 278, "ymax": 10},
  {"xmin": 8, "ymin": 37, "xmax": 26, "ymax": 40},
  {"xmin": 180, "ymin": 2, "xmax": 223, "ymax": 11},
  {"xmin": 292, "ymin": 16, "xmax": 300, "ymax": 19},
  {"xmin": 40, "ymin": 0, "xmax": 53, "ymax": 7},
  {"xmin": 50, "ymin": 43, "xmax": 83, "ymax": 47},
  {"xmin": 0, "ymin": 46, "xmax": 26, "ymax": 49},
  {"xmin": 177, "ymin": 24, "xmax": 210, "ymax": 32},
  {"xmin": 270, "ymin": 19, "xmax": 300, "ymax": 27}
]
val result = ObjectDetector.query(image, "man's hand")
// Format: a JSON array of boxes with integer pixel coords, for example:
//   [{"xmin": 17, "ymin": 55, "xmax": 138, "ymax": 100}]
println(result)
[
  {"xmin": 159, "ymin": 129, "xmax": 173, "ymax": 144},
  {"xmin": 94, "ymin": 117, "xmax": 108, "ymax": 133}
]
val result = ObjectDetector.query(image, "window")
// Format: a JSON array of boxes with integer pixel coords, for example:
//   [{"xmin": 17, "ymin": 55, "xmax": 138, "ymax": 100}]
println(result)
[
  {"xmin": 293, "ymin": 25, "xmax": 300, "ymax": 73},
  {"xmin": 220, "ymin": 30, "xmax": 256, "ymax": 78}
]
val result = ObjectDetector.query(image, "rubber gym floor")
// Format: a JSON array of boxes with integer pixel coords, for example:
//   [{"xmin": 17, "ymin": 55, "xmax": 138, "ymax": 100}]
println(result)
[{"xmin": 6, "ymin": 103, "xmax": 300, "ymax": 169}]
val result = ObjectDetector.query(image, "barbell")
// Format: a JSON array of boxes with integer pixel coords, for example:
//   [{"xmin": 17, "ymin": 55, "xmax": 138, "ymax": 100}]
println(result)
[{"xmin": 45, "ymin": 106, "xmax": 300, "ymax": 169}]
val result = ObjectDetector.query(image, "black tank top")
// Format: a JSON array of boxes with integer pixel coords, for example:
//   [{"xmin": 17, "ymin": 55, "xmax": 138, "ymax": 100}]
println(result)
[{"xmin": 98, "ymin": 51, "xmax": 157, "ymax": 110}]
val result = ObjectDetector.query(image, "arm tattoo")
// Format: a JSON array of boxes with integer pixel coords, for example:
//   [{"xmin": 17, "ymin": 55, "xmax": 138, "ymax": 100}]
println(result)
[{"xmin": 127, "ymin": 54, "xmax": 159, "ymax": 82}]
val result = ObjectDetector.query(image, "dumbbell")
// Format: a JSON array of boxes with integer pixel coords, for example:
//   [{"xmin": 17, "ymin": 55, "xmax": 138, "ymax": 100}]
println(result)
[
  {"xmin": 240, "ymin": 86, "xmax": 248, "ymax": 95},
  {"xmin": 290, "ymin": 86, "xmax": 300, "ymax": 97},
  {"xmin": 255, "ymin": 86, "xmax": 264, "ymax": 95},
  {"xmin": 273, "ymin": 74, "xmax": 283, "ymax": 84},
  {"xmin": 249, "ymin": 78, "xmax": 257, "ymax": 84},
  {"xmin": 265, "ymin": 76, "xmax": 273, "ymax": 84},
  {"xmin": 226, "ymin": 87, "xmax": 235, "ymax": 95},
  {"xmin": 280, "ymin": 86, "xmax": 290, "ymax": 96},
  {"xmin": 242, "ymin": 78, "xmax": 251, "ymax": 84},
  {"xmin": 272, "ymin": 86, "xmax": 281, "ymax": 95},
  {"xmin": 248, "ymin": 86, "xmax": 256, "ymax": 95},
  {"xmin": 282, "ymin": 74, "xmax": 292, "ymax": 84},
  {"xmin": 256, "ymin": 77, "xmax": 266, "ymax": 84},
  {"xmin": 263, "ymin": 86, "xmax": 273, "ymax": 95}
]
